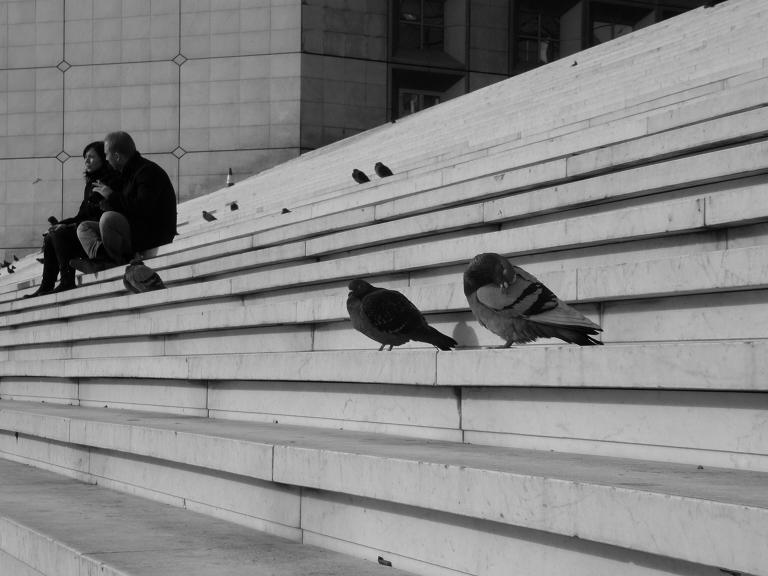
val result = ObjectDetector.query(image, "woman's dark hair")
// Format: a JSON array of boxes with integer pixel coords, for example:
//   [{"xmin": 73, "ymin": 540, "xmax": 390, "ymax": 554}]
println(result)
[{"xmin": 83, "ymin": 140, "xmax": 107, "ymax": 162}]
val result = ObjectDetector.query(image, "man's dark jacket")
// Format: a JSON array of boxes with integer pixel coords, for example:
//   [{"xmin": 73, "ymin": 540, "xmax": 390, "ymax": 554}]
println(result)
[{"xmin": 108, "ymin": 152, "xmax": 177, "ymax": 252}]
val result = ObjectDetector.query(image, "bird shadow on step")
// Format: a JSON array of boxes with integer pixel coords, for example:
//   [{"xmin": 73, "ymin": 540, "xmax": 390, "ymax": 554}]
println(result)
[{"xmin": 452, "ymin": 320, "xmax": 479, "ymax": 348}]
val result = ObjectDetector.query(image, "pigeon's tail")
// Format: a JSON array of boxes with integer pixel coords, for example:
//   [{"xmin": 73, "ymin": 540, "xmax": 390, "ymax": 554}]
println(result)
[
  {"xmin": 526, "ymin": 302, "xmax": 603, "ymax": 346},
  {"xmin": 530, "ymin": 325, "xmax": 603, "ymax": 346},
  {"xmin": 412, "ymin": 326, "xmax": 458, "ymax": 351}
]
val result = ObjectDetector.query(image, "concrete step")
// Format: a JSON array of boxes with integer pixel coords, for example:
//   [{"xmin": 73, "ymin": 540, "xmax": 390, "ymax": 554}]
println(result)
[
  {"xmin": 0, "ymin": 400, "xmax": 765, "ymax": 576},
  {"xmin": 0, "ymin": 457, "xmax": 412, "ymax": 576},
  {"xmin": 0, "ymin": 340, "xmax": 766, "ymax": 391}
]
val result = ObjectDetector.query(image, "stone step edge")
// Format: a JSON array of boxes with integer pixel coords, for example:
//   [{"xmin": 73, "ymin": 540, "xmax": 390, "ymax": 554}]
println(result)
[{"xmin": 0, "ymin": 341, "xmax": 766, "ymax": 391}]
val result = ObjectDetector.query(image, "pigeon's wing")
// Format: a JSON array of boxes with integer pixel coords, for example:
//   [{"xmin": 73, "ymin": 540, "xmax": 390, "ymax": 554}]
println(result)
[
  {"xmin": 474, "ymin": 266, "xmax": 558, "ymax": 318},
  {"xmin": 361, "ymin": 289, "xmax": 424, "ymax": 335},
  {"xmin": 506, "ymin": 266, "xmax": 559, "ymax": 316}
]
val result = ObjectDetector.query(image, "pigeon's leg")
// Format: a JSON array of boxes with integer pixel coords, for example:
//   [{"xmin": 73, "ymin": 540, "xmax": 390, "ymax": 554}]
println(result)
[
  {"xmin": 503, "ymin": 340, "xmax": 516, "ymax": 348},
  {"xmin": 378, "ymin": 344, "xmax": 385, "ymax": 351},
  {"xmin": 387, "ymin": 345, "xmax": 394, "ymax": 351}
]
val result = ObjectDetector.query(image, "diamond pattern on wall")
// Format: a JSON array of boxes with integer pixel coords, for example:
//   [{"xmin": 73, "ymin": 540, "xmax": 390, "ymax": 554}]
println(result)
[
  {"xmin": 173, "ymin": 53, "xmax": 187, "ymax": 66},
  {"xmin": 57, "ymin": 60, "xmax": 71, "ymax": 72},
  {"xmin": 172, "ymin": 147, "xmax": 187, "ymax": 159},
  {"xmin": 56, "ymin": 151, "xmax": 71, "ymax": 163}
]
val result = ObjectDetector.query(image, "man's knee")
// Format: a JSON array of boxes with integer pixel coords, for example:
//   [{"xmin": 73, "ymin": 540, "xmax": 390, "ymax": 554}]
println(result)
[
  {"xmin": 77, "ymin": 220, "xmax": 98, "ymax": 240},
  {"xmin": 100, "ymin": 211, "xmax": 130, "ymax": 234}
]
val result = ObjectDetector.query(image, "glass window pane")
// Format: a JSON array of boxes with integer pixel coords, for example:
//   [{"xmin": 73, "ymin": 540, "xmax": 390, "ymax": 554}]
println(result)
[{"xmin": 398, "ymin": 22, "xmax": 421, "ymax": 49}]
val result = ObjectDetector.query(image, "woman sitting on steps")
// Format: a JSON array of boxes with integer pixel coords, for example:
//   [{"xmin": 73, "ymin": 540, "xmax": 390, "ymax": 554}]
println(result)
[{"xmin": 23, "ymin": 141, "xmax": 119, "ymax": 298}]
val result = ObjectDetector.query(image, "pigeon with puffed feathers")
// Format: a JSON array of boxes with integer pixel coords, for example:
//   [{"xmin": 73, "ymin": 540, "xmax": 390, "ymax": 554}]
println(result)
[{"xmin": 463, "ymin": 253, "xmax": 602, "ymax": 346}]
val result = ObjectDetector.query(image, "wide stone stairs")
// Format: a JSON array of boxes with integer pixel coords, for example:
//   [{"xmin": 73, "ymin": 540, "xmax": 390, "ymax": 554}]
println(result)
[{"xmin": 0, "ymin": 1, "xmax": 767, "ymax": 574}]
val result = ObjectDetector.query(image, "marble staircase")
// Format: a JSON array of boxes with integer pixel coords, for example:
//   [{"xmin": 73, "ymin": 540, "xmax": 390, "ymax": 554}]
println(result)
[{"xmin": 1, "ymin": 1, "xmax": 768, "ymax": 575}]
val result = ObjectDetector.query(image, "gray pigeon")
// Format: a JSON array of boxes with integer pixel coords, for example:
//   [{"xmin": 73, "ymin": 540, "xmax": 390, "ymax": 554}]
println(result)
[
  {"xmin": 352, "ymin": 169, "xmax": 369, "ymax": 184},
  {"xmin": 463, "ymin": 253, "xmax": 602, "ymax": 346},
  {"xmin": 347, "ymin": 279, "xmax": 457, "ymax": 351},
  {"xmin": 374, "ymin": 162, "xmax": 393, "ymax": 177},
  {"xmin": 123, "ymin": 259, "xmax": 165, "ymax": 293},
  {"xmin": 202, "ymin": 210, "xmax": 217, "ymax": 221}
]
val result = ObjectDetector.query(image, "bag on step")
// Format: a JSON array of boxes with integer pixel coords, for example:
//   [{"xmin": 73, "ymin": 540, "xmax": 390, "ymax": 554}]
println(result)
[{"xmin": 123, "ymin": 259, "xmax": 165, "ymax": 293}]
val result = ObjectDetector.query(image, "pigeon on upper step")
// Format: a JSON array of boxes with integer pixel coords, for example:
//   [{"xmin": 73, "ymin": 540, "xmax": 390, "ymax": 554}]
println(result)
[
  {"xmin": 202, "ymin": 210, "xmax": 217, "ymax": 222},
  {"xmin": 463, "ymin": 252, "xmax": 603, "ymax": 346},
  {"xmin": 347, "ymin": 279, "xmax": 458, "ymax": 351},
  {"xmin": 374, "ymin": 162, "xmax": 393, "ymax": 178},
  {"xmin": 352, "ymin": 169, "xmax": 370, "ymax": 184}
]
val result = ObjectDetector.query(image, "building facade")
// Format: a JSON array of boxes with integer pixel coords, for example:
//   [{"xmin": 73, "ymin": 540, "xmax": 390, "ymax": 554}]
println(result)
[{"xmin": 0, "ymin": 0, "xmax": 702, "ymax": 261}]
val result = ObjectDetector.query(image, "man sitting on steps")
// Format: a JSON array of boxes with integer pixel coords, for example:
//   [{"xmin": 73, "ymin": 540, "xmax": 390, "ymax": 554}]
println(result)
[{"xmin": 71, "ymin": 131, "xmax": 177, "ymax": 274}]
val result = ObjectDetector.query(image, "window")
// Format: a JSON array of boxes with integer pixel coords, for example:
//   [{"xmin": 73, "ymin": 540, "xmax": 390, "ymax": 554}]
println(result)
[
  {"xmin": 398, "ymin": 90, "xmax": 442, "ymax": 117},
  {"xmin": 590, "ymin": 2, "xmax": 655, "ymax": 45},
  {"xmin": 391, "ymin": 68, "xmax": 463, "ymax": 120},
  {"xmin": 516, "ymin": 9, "xmax": 561, "ymax": 69},
  {"xmin": 397, "ymin": 0, "xmax": 445, "ymax": 52}
]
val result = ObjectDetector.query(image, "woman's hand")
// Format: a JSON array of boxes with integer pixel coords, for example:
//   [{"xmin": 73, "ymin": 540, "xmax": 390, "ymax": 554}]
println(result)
[{"xmin": 92, "ymin": 181, "xmax": 114, "ymax": 199}]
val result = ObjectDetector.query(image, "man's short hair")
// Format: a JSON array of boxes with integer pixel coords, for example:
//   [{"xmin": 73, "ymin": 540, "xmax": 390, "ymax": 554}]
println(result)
[{"xmin": 105, "ymin": 131, "xmax": 137, "ymax": 157}]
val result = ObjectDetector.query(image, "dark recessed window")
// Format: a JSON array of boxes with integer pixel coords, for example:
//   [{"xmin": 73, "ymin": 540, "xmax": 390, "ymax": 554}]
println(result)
[
  {"xmin": 591, "ymin": 2, "xmax": 654, "ymax": 45},
  {"xmin": 399, "ymin": 90, "xmax": 441, "ymax": 117},
  {"xmin": 391, "ymin": 68, "xmax": 463, "ymax": 120}
]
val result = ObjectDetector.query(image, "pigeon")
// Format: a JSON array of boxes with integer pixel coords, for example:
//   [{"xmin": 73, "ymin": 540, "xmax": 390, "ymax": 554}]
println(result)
[
  {"xmin": 202, "ymin": 210, "xmax": 217, "ymax": 222},
  {"xmin": 571, "ymin": 60, "xmax": 578, "ymax": 67},
  {"xmin": 352, "ymin": 169, "xmax": 370, "ymax": 184},
  {"xmin": 13, "ymin": 255, "xmax": 18, "ymax": 261},
  {"xmin": 123, "ymin": 259, "xmax": 165, "ymax": 293},
  {"xmin": 226, "ymin": 167, "xmax": 234, "ymax": 187},
  {"xmin": 230, "ymin": 201, "xmax": 239, "ymax": 211},
  {"xmin": 281, "ymin": 207, "xmax": 291, "ymax": 214},
  {"xmin": 347, "ymin": 279, "xmax": 457, "ymax": 351},
  {"xmin": 1, "ymin": 260, "xmax": 10, "ymax": 269},
  {"xmin": 463, "ymin": 253, "xmax": 602, "ymax": 346},
  {"xmin": 7, "ymin": 265, "xmax": 15, "ymax": 274},
  {"xmin": 374, "ymin": 162, "xmax": 393, "ymax": 178}
]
